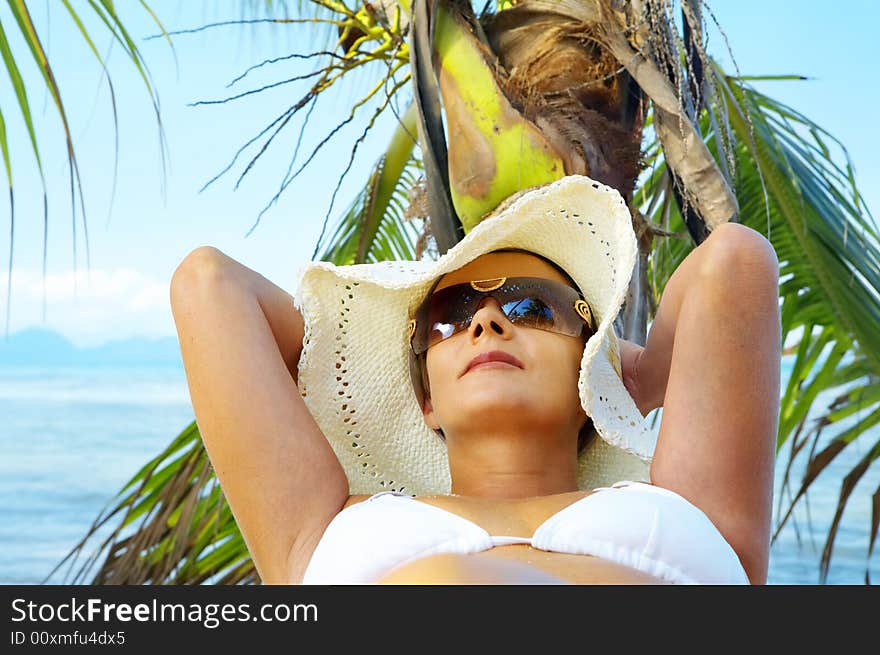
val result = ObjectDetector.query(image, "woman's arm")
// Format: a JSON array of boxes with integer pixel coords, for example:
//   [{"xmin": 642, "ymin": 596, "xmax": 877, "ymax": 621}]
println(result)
[
  {"xmin": 621, "ymin": 223, "xmax": 781, "ymax": 583},
  {"xmin": 170, "ymin": 246, "xmax": 349, "ymax": 584}
]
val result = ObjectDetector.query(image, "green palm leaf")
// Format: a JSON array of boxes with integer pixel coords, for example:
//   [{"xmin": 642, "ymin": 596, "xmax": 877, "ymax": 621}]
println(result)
[{"xmin": 317, "ymin": 101, "xmax": 423, "ymax": 264}]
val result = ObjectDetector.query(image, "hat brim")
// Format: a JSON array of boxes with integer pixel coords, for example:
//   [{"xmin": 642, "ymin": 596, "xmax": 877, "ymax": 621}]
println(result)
[{"xmin": 296, "ymin": 175, "xmax": 655, "ymax": 495}]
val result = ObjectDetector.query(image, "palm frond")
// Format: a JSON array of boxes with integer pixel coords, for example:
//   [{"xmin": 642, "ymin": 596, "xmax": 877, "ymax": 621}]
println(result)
[
  {"xmin": 598, "ymin": 0, "xmax": 738, "ymax": 241},
  {"xmin": 324, "ymin": 158, "xmax": 424, "ymax": 263},
  {"xmin": 49, "ymin": 420, "xmax": 256, "ymax": 585},
  {"xmin": 0, "ymin": 1, "xmax": 167, "ymax": 336},
  {"xmin": 316, "ymin": 102, "xmax": 424, "ymax": 264},
  {"xmin": 408, "ymin": 0, "xmax": 460, "ymax": 252},
  {"xmin": 191, "ymin": 0, "xmax": 413, "ymax": 239}
]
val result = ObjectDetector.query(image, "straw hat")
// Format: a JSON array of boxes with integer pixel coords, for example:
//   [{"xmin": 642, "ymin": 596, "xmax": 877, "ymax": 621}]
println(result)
[{"xmin": 294, "ymin": 175, "xmax": 656, "ymax": 495}]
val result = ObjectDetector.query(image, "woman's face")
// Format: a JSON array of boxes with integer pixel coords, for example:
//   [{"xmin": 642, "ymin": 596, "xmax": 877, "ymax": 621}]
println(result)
[{"xmin": 421, "ymin": 251, "xmax": 588, "ymax": 443}]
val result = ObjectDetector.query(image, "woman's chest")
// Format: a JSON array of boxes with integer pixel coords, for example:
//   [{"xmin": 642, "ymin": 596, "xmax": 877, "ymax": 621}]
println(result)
[{"xmin": 402, "ymin": 490, "xmax": 596, "ymax": 537}]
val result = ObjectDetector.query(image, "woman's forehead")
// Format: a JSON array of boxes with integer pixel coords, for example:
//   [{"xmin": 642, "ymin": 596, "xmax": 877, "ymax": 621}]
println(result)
[{"xmin": 434, "ymin": 251, "xmax": 568, "ymax": 291}]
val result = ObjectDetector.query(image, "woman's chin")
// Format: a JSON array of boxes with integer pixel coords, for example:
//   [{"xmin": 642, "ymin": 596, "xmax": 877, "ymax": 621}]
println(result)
[{"xmin": 445, "ymin": 394, "xmax": 551, "ymax": 426}]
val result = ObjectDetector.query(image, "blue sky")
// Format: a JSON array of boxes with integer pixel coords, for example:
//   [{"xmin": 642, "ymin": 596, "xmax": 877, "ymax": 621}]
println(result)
[{"xmin": 0, "ymin": 0, "xmax": 877, "ymax": 347}]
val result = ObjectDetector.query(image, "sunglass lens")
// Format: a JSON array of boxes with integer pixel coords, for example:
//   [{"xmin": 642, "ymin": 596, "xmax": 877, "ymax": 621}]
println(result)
[{"xmin": 420, "ymin": 286, "xmax": 478, "ymax": 352}]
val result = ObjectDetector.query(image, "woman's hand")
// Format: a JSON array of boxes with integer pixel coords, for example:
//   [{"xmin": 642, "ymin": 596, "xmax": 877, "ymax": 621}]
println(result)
[{"xmin": 618, "ymin": 338, "xmax": 659, "ymax": 418}]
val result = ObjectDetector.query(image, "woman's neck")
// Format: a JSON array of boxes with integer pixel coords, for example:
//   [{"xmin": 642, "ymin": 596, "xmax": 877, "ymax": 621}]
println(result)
[{"xmin": 445, "ymin": 426, "xmax": 579, "ymax": 498}]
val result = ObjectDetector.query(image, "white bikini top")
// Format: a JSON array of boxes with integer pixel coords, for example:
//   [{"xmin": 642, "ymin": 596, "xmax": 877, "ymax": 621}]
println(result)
[{"xmin": 302, "ymin": 481, "xmax": 750, "ymax": 585}]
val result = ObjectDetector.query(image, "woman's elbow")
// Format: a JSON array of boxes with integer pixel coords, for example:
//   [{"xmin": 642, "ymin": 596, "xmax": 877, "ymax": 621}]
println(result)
[{"xmin": 170, "ymin": 246, "xmax": 241, "ymax": 314}]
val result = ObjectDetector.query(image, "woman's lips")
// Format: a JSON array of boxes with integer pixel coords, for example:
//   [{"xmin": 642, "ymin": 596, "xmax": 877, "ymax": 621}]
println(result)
[{"xmin": 461, "ymin": 350, "xmax": 524, "ymax": 377}]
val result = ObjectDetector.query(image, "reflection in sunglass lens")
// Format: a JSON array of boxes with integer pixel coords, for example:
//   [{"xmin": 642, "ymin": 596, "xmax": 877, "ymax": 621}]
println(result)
[
  {"xmin": 502, "ymin": 297, "xmax": 554, "ymax": 329},
  {"xmin": 430, "ymin": 322, "xmax": 457, "ymax": 343}
]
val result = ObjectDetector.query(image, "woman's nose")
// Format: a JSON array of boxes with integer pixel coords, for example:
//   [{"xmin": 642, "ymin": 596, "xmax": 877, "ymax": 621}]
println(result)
[{"xmin": 468, "ymin": 297, "xmax": 512, "ymax": 341}]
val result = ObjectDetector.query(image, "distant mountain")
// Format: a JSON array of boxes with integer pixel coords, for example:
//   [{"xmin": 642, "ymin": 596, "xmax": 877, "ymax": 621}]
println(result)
[{"xmin": 0, "ymin": 327, "xmax": 183, "ymax": 367}]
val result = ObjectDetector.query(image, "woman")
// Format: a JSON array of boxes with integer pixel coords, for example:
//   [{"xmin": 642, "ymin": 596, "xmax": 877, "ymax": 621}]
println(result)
[{"xmin": 170, "ymin": 175, "xmax": 781, "ymax": 585}]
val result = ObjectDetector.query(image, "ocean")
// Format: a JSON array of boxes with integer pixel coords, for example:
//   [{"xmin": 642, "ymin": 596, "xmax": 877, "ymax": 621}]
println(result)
[{"xmin": 1, "ymin": 362, "xmax": 877, "ymax": 584}]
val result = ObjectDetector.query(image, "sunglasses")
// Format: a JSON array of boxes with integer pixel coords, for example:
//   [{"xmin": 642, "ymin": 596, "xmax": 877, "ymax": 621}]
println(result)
[{"xmin": 409, "ymin": 276, "xmax": 595, "ymax": 355}]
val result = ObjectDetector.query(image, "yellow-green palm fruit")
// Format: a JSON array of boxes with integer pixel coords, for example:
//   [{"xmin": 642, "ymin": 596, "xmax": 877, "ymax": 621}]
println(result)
[{"xmin": 433, "ymin": 1, "xmax": 565, "ymax": 232}]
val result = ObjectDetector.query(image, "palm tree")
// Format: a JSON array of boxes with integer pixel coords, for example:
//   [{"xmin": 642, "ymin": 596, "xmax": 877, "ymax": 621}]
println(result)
[{"xmin": 8, "ymin": 1, "xmax": 877, "ymax": 584}]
